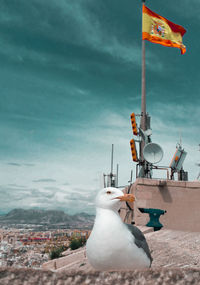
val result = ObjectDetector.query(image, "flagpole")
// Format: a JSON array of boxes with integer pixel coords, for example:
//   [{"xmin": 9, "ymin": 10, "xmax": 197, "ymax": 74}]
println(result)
[{"xmin": 139, "ymin": 0, "xmax": 147, "ymax": 176}]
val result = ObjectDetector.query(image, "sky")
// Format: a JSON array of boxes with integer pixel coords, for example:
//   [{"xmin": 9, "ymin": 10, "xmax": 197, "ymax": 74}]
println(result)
[{"xmin": 0, "ymin": 0, "xmax": 199, "ymax": 215}]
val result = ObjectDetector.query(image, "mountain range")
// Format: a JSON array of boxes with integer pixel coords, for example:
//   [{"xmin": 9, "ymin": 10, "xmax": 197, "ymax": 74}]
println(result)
[{"xmin": 0, "ymin": 209, "xmax": 95, "ymax": 230}]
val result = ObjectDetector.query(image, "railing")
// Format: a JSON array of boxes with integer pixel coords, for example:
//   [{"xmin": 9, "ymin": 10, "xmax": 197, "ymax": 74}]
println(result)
[{"xmin": 136, "ymin": 164, "xmax": 171, "ymax": 180}]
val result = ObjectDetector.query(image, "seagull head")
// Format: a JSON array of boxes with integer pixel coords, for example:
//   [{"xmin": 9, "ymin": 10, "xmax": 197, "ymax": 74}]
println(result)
[{"xmin": 95, "ymin": 187, "xmax": 135, "ymax": 212}]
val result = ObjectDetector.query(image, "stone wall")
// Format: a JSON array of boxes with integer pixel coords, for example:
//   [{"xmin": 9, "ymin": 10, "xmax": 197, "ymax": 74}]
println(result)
[{"xmin": 1, "ymin": 267, "xmax": 200, "ymax": 285}]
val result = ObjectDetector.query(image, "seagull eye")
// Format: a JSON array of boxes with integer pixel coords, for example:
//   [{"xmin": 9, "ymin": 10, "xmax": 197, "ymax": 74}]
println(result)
[{"xmin": 106, "ymin": 191, "xmax": 112, "ymax": 194}]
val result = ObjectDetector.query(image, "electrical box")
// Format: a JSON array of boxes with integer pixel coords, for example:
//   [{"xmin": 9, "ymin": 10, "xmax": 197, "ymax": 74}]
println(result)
[{"xmin": 170, "ymin": 146, "xmax": 187, "ymax": 171}]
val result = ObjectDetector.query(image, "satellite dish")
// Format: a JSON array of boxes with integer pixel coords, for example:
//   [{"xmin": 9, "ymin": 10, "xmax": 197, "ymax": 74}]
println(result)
[{"xmin": 143, "ymin": 143, "xmax": 163, "ymax": 164}]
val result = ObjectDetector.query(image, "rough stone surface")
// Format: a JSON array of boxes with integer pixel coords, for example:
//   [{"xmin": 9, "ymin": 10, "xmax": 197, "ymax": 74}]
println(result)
[
  {"xmin": 1, "ymin": 267, "xmax": 200, "ymax": 285},
  {"xmin": 146, "ymin": 229, "xmax": 200, "ymax": 269},
  {"xmin": 1, "ymin": 228, "xmax": 200, "ymax": 284},
  {"xmin": 49, "ymin": 228, "xmax": 200, "ymax": 272}
]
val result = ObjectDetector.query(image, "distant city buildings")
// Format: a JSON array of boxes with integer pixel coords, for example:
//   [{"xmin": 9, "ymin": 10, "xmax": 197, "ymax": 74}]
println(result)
[{"xmin": 0, "ymin": 227, "xmax": 90, "ymax": 269}]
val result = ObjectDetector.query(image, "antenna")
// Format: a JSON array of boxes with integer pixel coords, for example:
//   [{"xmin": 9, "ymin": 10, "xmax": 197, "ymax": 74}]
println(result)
[
  {"xmin": 110, "ymin": 144, "xmax": 114, "ymax": 187},
  {"xmin": 179, "ymin": 131, "xmax": 182, "ymax": 147},
  {"xmin": 103, "ymin": 144, "xmax": 119, "ymax": 187},
  {"xmin": 111, "ymin": 144, "xmax": 114, "ymax": 174},
  {"xmin": 143, "ymin": 143, "xmax": 164, "ymax": 164},
  {"xmin": 116, "ymin": 164, "xmax": 119, "ymax": 188},
  {"xmin": 197, "ymin": 144, "xmax": 200, "ymax": 180}
]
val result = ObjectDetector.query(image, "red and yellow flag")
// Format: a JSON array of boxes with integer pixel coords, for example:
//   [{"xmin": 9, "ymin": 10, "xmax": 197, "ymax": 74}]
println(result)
[{"xmin": 142, "ymin": 5, "xmax": 186, "ymax": 54}]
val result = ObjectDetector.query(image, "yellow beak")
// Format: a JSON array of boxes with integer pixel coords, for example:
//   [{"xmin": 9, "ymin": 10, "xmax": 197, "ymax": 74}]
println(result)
[{"xmin": 114, "ymin": 194, "xmax": 135, "ymax": 203}]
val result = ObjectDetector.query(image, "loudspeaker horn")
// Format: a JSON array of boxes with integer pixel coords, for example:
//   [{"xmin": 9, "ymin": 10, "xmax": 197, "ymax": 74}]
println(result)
[{"xmin": 143, "ymin": 143, "xmax": 163, "ymax": 164}]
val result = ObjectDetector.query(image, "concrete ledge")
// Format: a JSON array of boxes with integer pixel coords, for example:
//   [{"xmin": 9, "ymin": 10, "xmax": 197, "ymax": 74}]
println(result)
[
  {"xmin": 137, "ymin": 226, "xmax": 153, "ymax": 234},
  {"xmin": 1, "ymin": 267, "xmax": 200, "ymax": 284},
  {"xmin": 42, "ymin": 248, "xmax": 86, "ymax": 270},
  {"xmin": 136, "ymin": 178, "xmax": 200, "ymax": 189}
]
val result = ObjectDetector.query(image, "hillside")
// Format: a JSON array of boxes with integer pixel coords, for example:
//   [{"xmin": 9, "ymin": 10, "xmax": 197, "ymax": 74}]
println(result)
[{"xmin": 0, "ymin": 209, "xmax": 94, "ymax": 230}]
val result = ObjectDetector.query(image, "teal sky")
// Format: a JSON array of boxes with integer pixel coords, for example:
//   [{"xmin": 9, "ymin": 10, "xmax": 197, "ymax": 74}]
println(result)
[{"xmin": 0, "ymin": 0, "xmax": 199, "ymax": 214}]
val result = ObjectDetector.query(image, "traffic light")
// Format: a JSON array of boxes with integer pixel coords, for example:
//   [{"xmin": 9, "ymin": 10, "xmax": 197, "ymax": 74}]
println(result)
[
  {"xmin": 130, "ymin": 139, "xmax": 138, "ymax": 162},
  {"xmin": 130, "ymin": 112, "xmax": 138, "ymax": 135}
]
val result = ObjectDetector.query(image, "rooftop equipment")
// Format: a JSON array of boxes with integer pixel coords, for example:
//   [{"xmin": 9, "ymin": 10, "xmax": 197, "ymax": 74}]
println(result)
[
  {"xmin": 143, "ymin": 142, "xmax": 164, "ymax": 164},
  {"xmin": 169, "ymin": 143, "xmax": 188, "ymax": 180},
  {"xmin": 129, "ymin": 112, "xmax": 164, "ymax": 178},
  {"xmin": 139, "ymin": 208, "xmax": 167, "ymax": 231},
  {"xmin": 103, "ymin": 144, "xmax": 118, "ymax": 187}
]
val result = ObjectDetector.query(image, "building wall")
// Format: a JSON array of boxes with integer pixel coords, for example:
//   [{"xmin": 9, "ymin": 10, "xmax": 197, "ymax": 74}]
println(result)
[{"xmin": 126, "ymin": 178, "xmax": 200, "ymax": 232}]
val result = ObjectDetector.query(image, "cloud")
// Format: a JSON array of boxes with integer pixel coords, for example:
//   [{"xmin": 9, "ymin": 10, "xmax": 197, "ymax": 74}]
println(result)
[
  {"xmin": 33, "ymin": 179, "xmax": 56, "ymax": 183},
  {"xmin": 0, "ymin": 0, "xmax": 199, "ymax": 215},
  {"xmin": 7, "ymin": 162, "xmax": 35, "ymax": 167},
  {"xmin": 0, "ymin": 99, "xmax": 199, "ymax": 215},
  {"xmin": 7, "ymin": 162, "xmax": 21, "ymax": 166},
  {"xmin": 23, "ymin": 163, "xmax": 35, "ymax": 167},
  {"xmin": 0, "ymin": 157, "xmax": 99, "ymax": 214},
  {"xmin": 0, "ymin": 0, "xmax": 163, "ymax": 73},
  {"xmin": 7, "ymin": 184, "xmax": 28, "ymax": 189},
  {"xmin": 172, "ymin": 0, "xmax": 200, "ymax": 19}
]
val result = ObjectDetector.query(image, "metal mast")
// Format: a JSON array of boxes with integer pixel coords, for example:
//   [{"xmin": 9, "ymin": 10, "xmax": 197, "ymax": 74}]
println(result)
[
  {"xmin": 139, "ymin": 0, "xmax": 147, "ymax": 176},
  {"xmin": 197, "ymin": 144, "xmax": 200, "ymax": 180},
  {"xmin": 110, "ymin": 144, "xmax": 116, "ymax": 187},
  {"xmin": 110, "ymin": 144, "xmax": 114, "ymax": 186}
]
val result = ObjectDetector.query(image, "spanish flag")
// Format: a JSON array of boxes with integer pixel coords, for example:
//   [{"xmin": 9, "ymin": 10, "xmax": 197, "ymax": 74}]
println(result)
[{"xmin": 142, "ymin": 5, "xmax": 186, "ymax": 54}]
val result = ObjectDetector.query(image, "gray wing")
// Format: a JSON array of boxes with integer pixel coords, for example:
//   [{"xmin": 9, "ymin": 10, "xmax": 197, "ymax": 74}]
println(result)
[{"xmin": 125, "ymin": 224, "xmax": 153, "ymax": 266}]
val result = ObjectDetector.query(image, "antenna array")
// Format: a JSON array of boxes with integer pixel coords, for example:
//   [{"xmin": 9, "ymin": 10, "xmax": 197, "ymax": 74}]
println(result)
[{"xmin": 103, "ymin": 144, "xmax": 119, "ymax": 188}]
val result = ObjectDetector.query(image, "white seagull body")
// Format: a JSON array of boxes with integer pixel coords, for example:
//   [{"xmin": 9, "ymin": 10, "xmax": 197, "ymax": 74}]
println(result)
[{"xmin": 86, "ymin": 187, "xmax": 152, "ymax": 270}]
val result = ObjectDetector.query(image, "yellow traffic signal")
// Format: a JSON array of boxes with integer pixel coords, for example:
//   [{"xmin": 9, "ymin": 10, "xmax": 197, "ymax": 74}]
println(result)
[
  {"xmin": 130, "ymin": 139, "xmax": 138, "ymax": 162},
  {"xmin": 130, "ymin": 112, "xmax": 138, "ymax": 135}
]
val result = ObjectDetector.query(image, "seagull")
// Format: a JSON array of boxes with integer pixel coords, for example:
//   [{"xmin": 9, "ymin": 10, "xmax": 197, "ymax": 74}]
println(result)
[{"xmin": 86, "ymin": 187, "xmax": 152, "ymax": 270}]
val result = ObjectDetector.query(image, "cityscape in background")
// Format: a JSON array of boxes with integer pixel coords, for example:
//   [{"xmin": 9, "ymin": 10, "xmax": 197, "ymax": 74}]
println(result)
[{"xmin": 0, "ymin": 209, "xmax": 94, "ymax": 269}]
